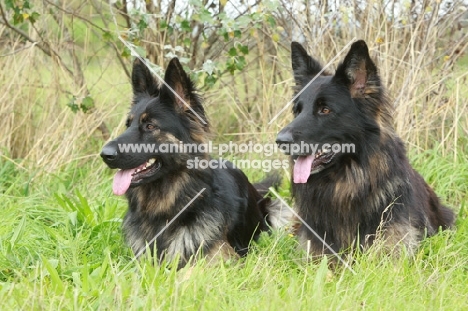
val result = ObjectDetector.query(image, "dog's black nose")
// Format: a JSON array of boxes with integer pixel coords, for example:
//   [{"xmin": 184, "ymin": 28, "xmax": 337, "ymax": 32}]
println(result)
[
  {"xmin": 276, "ymin": 128, "xmax": 294, "ymax": 144},
  {"xmin": 100, "ymin": 143, "xmax": 118, "ymax": 161}
]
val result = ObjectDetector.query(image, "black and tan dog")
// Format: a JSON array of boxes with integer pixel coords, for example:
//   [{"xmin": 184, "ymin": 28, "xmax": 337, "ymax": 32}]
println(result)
[
  {"xmin": 276, "ymin": 40, "xmax": 454, "ymax": 256},
  {"xmin": 101, "ymin": 58, "xmax": 288, "ymax": 268}
]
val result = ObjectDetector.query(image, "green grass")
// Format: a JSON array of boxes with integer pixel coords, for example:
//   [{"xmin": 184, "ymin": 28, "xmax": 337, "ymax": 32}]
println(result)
[{"xmin": 0, "ymin": 145, "xmax": 467, "ymax": 310}]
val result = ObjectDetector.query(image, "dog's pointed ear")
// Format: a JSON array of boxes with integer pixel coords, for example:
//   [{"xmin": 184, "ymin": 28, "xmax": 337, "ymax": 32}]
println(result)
[
  {"xmin": 291, "ymin": 42, "xmax": 323, "ymax": 82},
  {"xmin": 333, "ymin": 40, "xmax": 380, "ymax": 98},
  {"xmin": 160, "ymin": 58, "xmax": 195, "ymax": 112},
  {"xmin": 131, "ymin": 58, "xmax": 159, "ymax": 97}
]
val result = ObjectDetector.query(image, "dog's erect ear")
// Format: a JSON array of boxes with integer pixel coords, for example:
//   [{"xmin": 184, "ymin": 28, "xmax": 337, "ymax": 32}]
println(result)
[
  {"xmin": 291, "ymin": 42, "xmax": 323, "ymax": 82},
  {"xmin": 131, "ymin": 58, "xmax": 159, "ymax": 97},
  {"xmin": 333, "ymin": 40, "xmax": 380, "ymax": 98},
  {"xmin": 160, "ymin": 58, "xmax": 196, "ymax": 112}
]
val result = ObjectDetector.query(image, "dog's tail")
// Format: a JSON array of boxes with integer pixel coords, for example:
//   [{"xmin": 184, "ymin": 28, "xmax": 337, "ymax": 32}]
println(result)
[
  {"xmin": 253, "ymin": 172, "xmax": 282, "ymax": 197},
  {"xmin": 254, "ymin": 173, "xmax": 294, "ymax": 229}
]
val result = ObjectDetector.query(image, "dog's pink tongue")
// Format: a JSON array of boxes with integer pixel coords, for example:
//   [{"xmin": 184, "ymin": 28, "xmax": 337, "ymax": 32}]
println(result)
[
  {"xmin": 113, "ymin": 169, "xmax": 134, "ymax": 196},
  {"xmin": 293, "ymin": 155, "xmax": 314, "ymax": 184}
]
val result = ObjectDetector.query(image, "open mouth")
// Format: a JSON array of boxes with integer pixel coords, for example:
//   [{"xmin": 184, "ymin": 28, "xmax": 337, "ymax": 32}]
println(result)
[
  {"xmin": 131, "ymin": 158, "xmax": 161, "ymax": 182},
  {"xmin": 293, "ymin": 147, "xmax": 336, "ymax": 184},
  {"xmin": 112, "ymin": 158, "xmax": 161, "ymax": 196}
]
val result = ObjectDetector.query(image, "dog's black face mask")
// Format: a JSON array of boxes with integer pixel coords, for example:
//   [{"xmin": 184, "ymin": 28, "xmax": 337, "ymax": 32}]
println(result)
[
  {"xmin": 100, "ymin": 58, "xmax": 208, "ymax": 195},
  {"xmin": 276, "ymin": 41, "xmax": 382, "ymax": 183}
]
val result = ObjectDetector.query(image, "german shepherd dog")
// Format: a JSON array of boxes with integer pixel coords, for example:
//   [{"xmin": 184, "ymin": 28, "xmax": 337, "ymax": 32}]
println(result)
[
  {"xmin": 101, "ymin": 58, "xmax": 287, "ymax": 268},
  {"xmin": 276, "ymin": 40, "xmax": 455, "ymax": 256}
]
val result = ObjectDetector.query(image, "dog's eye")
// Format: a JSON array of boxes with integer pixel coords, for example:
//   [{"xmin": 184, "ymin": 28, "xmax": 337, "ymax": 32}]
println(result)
[
  {"xmin": 319, "ymin": 107, "xmax": 331, "ymax": 115},
  {"xmin": 146, "ymin": 124, "xmax": 158, "ymax": 131}
]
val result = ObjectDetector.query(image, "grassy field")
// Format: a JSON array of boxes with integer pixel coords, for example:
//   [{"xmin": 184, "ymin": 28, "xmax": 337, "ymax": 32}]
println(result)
[
  {"xmin": 0, "ymin": 150, "xmax": 467, "ymax": 310},
  {"xmin": 1, "ymin": 1, "xmax": 468, "ymax": 309}
]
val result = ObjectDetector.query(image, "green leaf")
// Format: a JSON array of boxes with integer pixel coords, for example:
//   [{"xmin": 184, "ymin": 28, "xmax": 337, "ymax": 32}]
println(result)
[
  {"xmin": 29, "ymin": 11, "xmax": 40, "ymax": 24},
  {"xmin": 76, "ymin": 191, "xmax": 96, "ymax": 226},
  {"xmin": 233, "ymin": 30, "xmax": 242, "ymax": 38},
  {"xmin": 41, "ymin": 256, "xmax": 65, "ymax": 293},
  {"xmin": 121, "ymin": 47, "xmax": 131, "ymax": 58},
  {"xmin": 5, "ymin": 0, "xmax": 15, "ymax": 10},
  {"xmin": 237, "ymin": 15, "xmax": 252, "ymax": 27},
  {"xmin": 235, "ymin": 56, "xmax": 246, "ymax": 71},
  {"xmin": 204, "ymin": 74, "xmax": 217, "ymax": 88},
  {"xmin": 165, "ymin": 25, "xmax": 174, "ymax": 35},
  {"xmin": 67, "ymin": 96, "xmax": 79, "ymax": 113},
  {"xmin": 313, "ymin": 257, "xmax": 329, "ymax": 300},
  {"xmin": 266, "ymin": 15, "xmax": 276, "ymax": 27},
  {"xmin": 226, "ymin": 59, "xmax": 236, "ymax": 75},
  {"xmin": 228, "ymin": 47, "xmax": 237, "ymax": 57},
  {"xmin": 198, "ymin": 9, "xmax": 213, "ymax": 23},
  {"xmin": 68, "ymin": 211, "xmax": 77, "ymax": 227},
  {"xmin": 13, "ymin": 12, "xmax": 24, "ymax": 25},
  {"xmin": 67, "ymin": 102, "xmax": 79, "ymax": 113},
  {"xmin": 137, "ymin": 18, "xmax": 148, "ymax": 32},
  {"xmin": 160, "ymin": 20, "xmax": 168, "ymax": 29},
  {"xmin": 181, "ymin": 20, "xmax": 191, "ymax": 32},
  {"xmin": 102, "ymin": 31, "xmax": 114, "ymax": 41},
  {"xmin": 238, "ymin": 44, "xmax": 249, "ymax": 55},
  {"xmin": 10, "ymin": 215, "xmax": 26, "ymax": 248},
  {"xmin": 80, "ymin": 96, "xmax": 94, "ymax": 113},
  {"xmin": 250, "ymin": 12, "xmax": 261, "ymax": 21}
]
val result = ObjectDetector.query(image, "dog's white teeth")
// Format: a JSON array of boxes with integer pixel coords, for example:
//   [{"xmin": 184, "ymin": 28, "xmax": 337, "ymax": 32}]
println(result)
[
  {"xmin": 144, "ymin": 158, "xmax": 156, "ymax": 169},
  {"xmin": 140, "ymin": 158, "xmax": 156, "ymax": 170}
]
